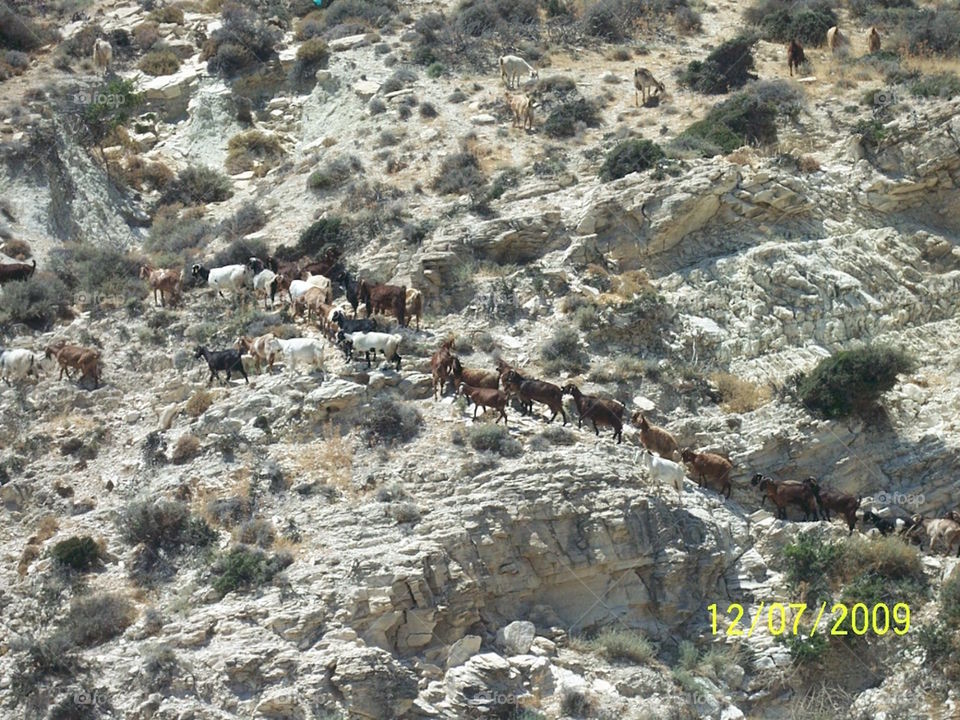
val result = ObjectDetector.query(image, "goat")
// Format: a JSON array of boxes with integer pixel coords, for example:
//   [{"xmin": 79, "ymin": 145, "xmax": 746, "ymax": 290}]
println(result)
[
  {"xmin": 292, "ymin": 286, "xmax": 332, "ymax": 325},
  {"xmin": 45, "ymin": 342, "xmax": 101, "ymax": 387},
  {"xmin": 335, "ymin": 269, "xmax": 361, "ymax": 317},
  {"xmin": 814, "ymin": 484, "xmax": 861, "ymax": 534},
  {"xmin": 93, "ymin": 38, "xmax": 112, "ymax": 74},
  {"xmin": 458, "ymin": 382, "xmax": 509, "ymax": 424},
  {"xmin": 404, "ymin": 287, "xmax": 423, "ymax": 330},
  {"xmin": 499, "ymin": 54, "xmax": 538, "ymax": 89},
  {"xmin": 633, "ymin": 413, "xmax": 679, "ymax": 460},
  {"xmin": 276, "ymin": 337, "xmax": 325, "ymax": 373},
  {"xmin": 359, "ymin": 279, "xmax": 406, "ymax": 327},
  {"xmin": 751, "ymin": 473, "xmax": 819, "ymax": 521},
  {"xmin": 431, "ymin": 337, "xmax": 455, "ymax": 399},
  {"xmin": 680, "ymin": 449, "xmax": 732, "ymax": 499},
  {"xmin": 289, "ymin": 275, "xmax": 333, "ymax": 306},
  {"xmin": 862, "ymin": 510, "xmax": 896, "ymax": 536},
  {"xmin": 867, "ymin": 26, "xmax": 881, "ymax": 53},
  {"xmin": 251, "ymin": 268, "xmax": 281, "ymax": 309},
  {"xmin": 194, "ymin": 346, "xmax": 248, "ymax": 385},
  {"xmin": 501, "ymin": 369, "xmax": 566, "ymax": 424},
  {"xmin": 561, "ymin": 384, "xmax": 623, "ymax": 443},
  {"xmin": 0, "ymin": 348, "xmax": 41, "ymax": 385},
  {"xmin": 787, "ymin": 39, "xmax": 806, "ymax": 77},
  {"xmin": 506, "ymin": 92, "xmax": 534, "ymax": 130},
  {"xmin": 827, "ymin": 26, "xmax": 848, "ymax": 55},
  {"xmin": 139, "ymin": 265, "xmax": 181, "ymax": 307},
  {"xmin": 905, "ymin": 515, "xmax": 960, "ymax": 557},
  {"xmin": 331, "ymin": 310, "xmax": 377, "ymax": 335},
  {"xmin": 337, "ymin": 330, "xmax": 402, "ymax": 371},
  {"xmin": 450, "ymin": 356, "xmax": 499, "ymax": 391},
  {"xmin": 191, "ymin": 263, "xmax": 253, "ymax": 300},
  {"xmin": 266, "ymin": 256, "xmax": 303, "ymax": 281},
  {"xmin": 639, "ymin": 449, "xmax": 684, "ymax": 500},
  {"xmin": 0, "ymin": 259, "xmax": 36, "ymax": 284},
  {"xmin": 236, "ymin": 334, "xmax": 281, "ymax": 374},
  {"xmin": 634, "ymin": 68, "xmax": 664, "ymax": 106}
]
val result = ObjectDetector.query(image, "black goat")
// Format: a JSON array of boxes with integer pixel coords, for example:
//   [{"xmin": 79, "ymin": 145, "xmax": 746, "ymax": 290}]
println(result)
[
  {"xmin": 332, "ymin": 310, "xmax": 376, "ymax": 333},
  {"xmin": 194, "ymin": 346, "xmax": 248, "ymax": 385},
  {"xmin": 862, "ymin": 510, "xmax": 896, "ymax": 536},
  {"xmin": 336, "ymin": 270, "xmax": 361, "ymax": 317}
]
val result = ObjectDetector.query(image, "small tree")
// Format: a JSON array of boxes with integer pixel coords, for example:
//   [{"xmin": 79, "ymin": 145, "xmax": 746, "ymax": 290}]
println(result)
[
  {"xmin": 679, "ymin": 35, "xmax": 757, "ymax": 94},
  {"xmin": 799, "ymin": 345, "xmax": 915, "ymax": 418},
  {"xmin": 79, "ymin": 78, "xmax": 144, "ymax": 148},
  {"xmin": 599, "ymin": 139, "xmax": 664, "ymax": 181}
]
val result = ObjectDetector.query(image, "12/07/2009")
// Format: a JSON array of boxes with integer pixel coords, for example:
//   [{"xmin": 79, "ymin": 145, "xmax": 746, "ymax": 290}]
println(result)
[{"xmin": 707, "ymin": 601, "xmax": 910, "ymax": 637}]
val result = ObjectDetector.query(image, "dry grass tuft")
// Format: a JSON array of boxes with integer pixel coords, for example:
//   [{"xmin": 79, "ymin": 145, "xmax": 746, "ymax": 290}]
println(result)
[
  {"xmin": 710, "ymin": 372, "xmax": 771, "ymax": 413},
  {"xmin": 185, "ymin": 390, "xmax": 213, "ymax": 417},
  {"xmin": 292, "ymin": 423, "xmax": 354, "ymax": 492}
]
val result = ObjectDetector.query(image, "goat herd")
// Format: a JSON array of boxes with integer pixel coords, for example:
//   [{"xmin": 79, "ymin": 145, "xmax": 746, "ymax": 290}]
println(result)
[{"xmin": 2, "ymin": 240, "xmax": 957, "ymax": 559}]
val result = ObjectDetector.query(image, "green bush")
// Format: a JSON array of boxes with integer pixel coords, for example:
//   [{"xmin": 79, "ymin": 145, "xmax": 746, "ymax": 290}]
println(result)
[
  {"xmin": 901, "ymin": 6, "xmax": 960, "ymax": 57},
  {"xmin": 432, "ymin": 152, "xmax": 486, "ymax": 195},
  {"xmin": 679, "ymin": 35, "xmax": 757, "ymax": 94},
  {"xmin": 677, "ymin": 80, "xmax": 803, "ymax": 157},
  {"xmin": 212, "ymin": 238, "xmax": 269, "ymax": 268},
  {"xmin": 744, "ymin": 0, "xmax": 836, "ymax": 45},
  {"xmin": 854, "ymin": 118, "xmax": 889, "ymax": 152},
  {"xmin": 583, "ymin": 628, "xmax": 656, "ymax": 663},
  {"xmin": 599, "ymin": 139, "xmax": 664, "ymax": 181},
  {"xmin": 118, "ymin": 499, "xmax": 217, "ymax": 551},
  {"xmin": 218, "ymin": 201, "xmax": 267, "ymax": 241},
  {"xmin": 798, "ymin": 345, "xmax": 915, "ymax": 418},
  {"xmin": 62, "ymin": 593, "xmax": 137, "ymax": 647},
  {"xmin": 540, "ymin": 326, "xmax": 589, "ymax": 374},
  {"xmin": 50, "ymin": 243, "xmax": 144, "ymax": 303},
  {"xmin": 848, "ymin": 0, "xmax": 914, "ymax": 18},
  {"xmin": 783, "ymin": 534, "xmax": 840, "ymax": 604},
  {"xmin": 943, "ymin": 566, "xmax": 960, "ymax": 626},
  {"xmin": 308, "ymin": 155, "xmax": 364, "ymax": 191},
  {"xmin": 0, "ymin": 4, "xmax": 51, "ymax": 51},
  {"xmin": 543, "ymin": 98, "xmax": 601, "ymax": 139},
  {"xmin": 426, "ymin": 61, "xmax": 445, "ymax": 78},
  {"xmin": 50, "ymin": 536, "xmax": 101, "ymax": 572},
  {"xmin": 321, "ymin": 0, "xmax": 397, "ymax": 29},
  {"xmin": 146, "ymin": 207, "xmax": 213, "ymax": 254},
  {"xmin": 294, "ymin": 217, "xmax": 346, "ymax": 257},
  {"xmin": 909, "ymin": 72, "xmax": 960, "ymax": 100},
  {"xmin": 159, "ymin": 165, "xmax": 233, "ymax": 206},
  {"xmin": 465, "ymin": 424, "xmax": 523, "ymax": 457},
  {"xmin": 139, "ymin": 48, "xmax": 180, "ymax": 76},
  {"xmin": 149, "ymin": 6, "xmax": 185, "ymax": 24},
  {"xmin": 360, "ymin": 399, "xmax": 423, "ymax": 447},
  {"xmin": 784, "ymin": 633, "xmax": 829, "ymax": 664},
  {"xmin": 453, "ymin": 0, "xmax": 539, "ymax": 37},
  {"xmin": 210, "ymin": 545, "xmax": 292, "ymax": 597},
  {"xmin": 205, "ymin": 2, "xmax": 281, "ymax": 78},
  {"xmin": 0, "ymin": 274, "xmax": 70, "ymax": 330},
  {"xmin": 80, "ymin": 78, "xmax": 144, "ymax": 146}
]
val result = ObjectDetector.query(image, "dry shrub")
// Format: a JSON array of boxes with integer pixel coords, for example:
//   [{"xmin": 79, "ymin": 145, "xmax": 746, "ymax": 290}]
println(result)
[
  {"xmin": 710, "ymin": 372, "xmax": 771, "ymax": 413},
  {"xmin": 171, "ymin": 435, "xmax": 202, "ymax": 464},
  {"xmin": 225, "ymin": 130, "xmax": 285, "ymax": 175},
  {"xmin": 185, "ymin": 389, "xmax": 213, "ymax": 417},
  {"xmin": 294, "ymin": 423, "xmax": 353, "ymax": 491},
  {"xmin": 798, "ymin": 155, "xmax": 820, "ymax": 172}
]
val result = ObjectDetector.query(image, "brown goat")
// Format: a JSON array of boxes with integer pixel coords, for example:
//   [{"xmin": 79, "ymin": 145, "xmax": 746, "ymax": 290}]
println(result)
[
  {"xmin": 633, "ymin": 413, "xmax": 679, "ymax": 460},
  {"xmin": 237, "ymin": 334, "xmax": 281, "ymax": 374},
  {"xmin": 561, "ymin": 384, "xmax": 623, "ymax": 443},
  {"xmin": 431, "ymin": 338, "xmax": 455, "ymax": 399},
  {"xmin": 0, "ymin": 259, "xmax": 36, "ymax": 284},
  {"xmin": 458, "ymin": 382, "xmax": 509, "ymax": 424},
  {"xmin": 450, "ymin": 356, "xmax": 499, "ymax": 390},
  {"xmin": 787, "ymin": 39, "xmax": 805, "ymax": 77},
  {"xmin": 680, "ymin": 449, "xmax": 733, "ymax": 498},
  {"xmin": 45, "ymin": 342, "xmax": 101, "ymax": 387},
  {"xmin": 814, "ymin": 484, "xmax": 861, "ymax": 534},
  {"xmin": 139, "ymin": 265, "xmax": 181, "ymax": 307},
  {"xmin": 752, "ymin": 473, "xmax": 819, "ymax": 520},
  {"xmin": 867, "ymin": 26, "xmax": 881, "ymax": 53},
  {"xmin": 404, "ymin": 287, "xmax": 423, "ymax": 330},
  {"xmin": 501, "ymin": 369, "xmax": 566, "ymax": 424},
  {"xmin": 359, "ymin": 279, "xmax": 406, "ymax": 327}
]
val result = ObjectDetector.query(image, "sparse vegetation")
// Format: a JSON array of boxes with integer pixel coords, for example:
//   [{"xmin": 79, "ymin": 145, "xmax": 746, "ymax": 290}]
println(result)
[
  {"xmin": 543, "ymin": 98, "xmax": 601, "ymax": 139},
  {"xmin": 210, "ymin": 544, "xmax": 292, "ymax": 597},
  {"xmin": 226, "ymin": 130, "xmax": 285, "ymax": 175},
  {"xmin": 62, "ymin": 592, "xmax": 137, "ymax": 647},
  {"xmin": 541, "ymin": 326, "xmax": 589, "ymax": 374},
  {"xmin": 745, "ymin": 0, "xmax": 836, "ymax": 46},
  {"xmin": 573, "ymin": 628, "xmax": 656, "ymax": 664},
  {"xmin": 50, "ymin": 243, "xmax": 144, "ymax": 304},
  {"xmin": 432, "ymin": 151, "xmax": 486, "ymax": 195},
  {"xmin": 50, "ymin": 535, "xmax": 101, "ymax": 572},
  {"xmin": 0, "ymin": 275, "xmax": 70, "ymax": 330},
  {"xmin": 679, "ymin": 35, "xmax": 757, "ymax": 94},
  {"xmin": 292, "ymin": 37, "xmax": 329, "ymax": 82},
  {"xmin": 711, "ymin": 372, "xmax": 771, "ymax": 413},
  {"xmin": 218, "ymin": 201, "xmax": 267, "ymax": 241},
  {"xmin": 359, "ymin": 399, "xmax": 422, "ymax": 447},
  {"xmin": 204, "ymin": 1, "xmax": 282, "ymax": 78},
  {"xmin": 464, "ymin": 424, "xmax": 523, "ymax": 457},
  {"xmin": 308, "ymin": 155, "xmax": 363, "ymax": 191},
  {"xmin": 118, "ymin": 499, "xmax": 217, "ymax": 551},
  {"xmin": 159, "ymin": 165, "xmax": 234, "ymax": 206},
  {"xmin": 139, "ymin": 48, "xmax": 180, "ymax": 75},
  {"xmin": 599, "ymin": 139, "xmax": 664, "ymax": 181},
  {"xmin": 798, "ymin": 345, "xmax": 915, "ymax": 418},
  {"xmin": 171, "ymin": 434, "xmax": 202, "ymax": 464}
]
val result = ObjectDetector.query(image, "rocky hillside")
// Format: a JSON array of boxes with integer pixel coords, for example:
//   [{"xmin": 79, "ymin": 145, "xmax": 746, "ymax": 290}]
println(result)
[{"xmin": 2, "ymin": 0, "xmax": 960, "ymax": 718}]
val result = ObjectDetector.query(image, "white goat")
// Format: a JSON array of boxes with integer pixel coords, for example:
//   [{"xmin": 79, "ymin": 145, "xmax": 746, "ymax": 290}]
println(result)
[
  {"xmin": 192, "ymin": 263, "xmax": 253, "ymax": 300},
  {"xmin": 252, "ymin": 269, "xmax": 281, "ymax": 308},
  {"xmin": 337, "ymin": 330, "xmax": 402, "ymax": 371},
  {"xmin": 0, "ymin": 348, "xmax": 41, "ymax": 385},
  {"xmin": 639, "ymin": 448, "xmax": 685, "ymax": 500},
  {"xmin": 907, "ymin": 516, "xmax": 960, "ymax": 557},
  {"xmin": 499, "ymin": 54, "xmax": 538, "ymax": 89},
  {"xmin": 276, "ymin": 337, "xmax": 325, "ymax": 373},
  {"xmin": 289, "ymin": 275, "xmax": 332, "ymax": 305},
  {"xmin": 93, "ymin": 38, "xmax": 112, "ymax": 75}
]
